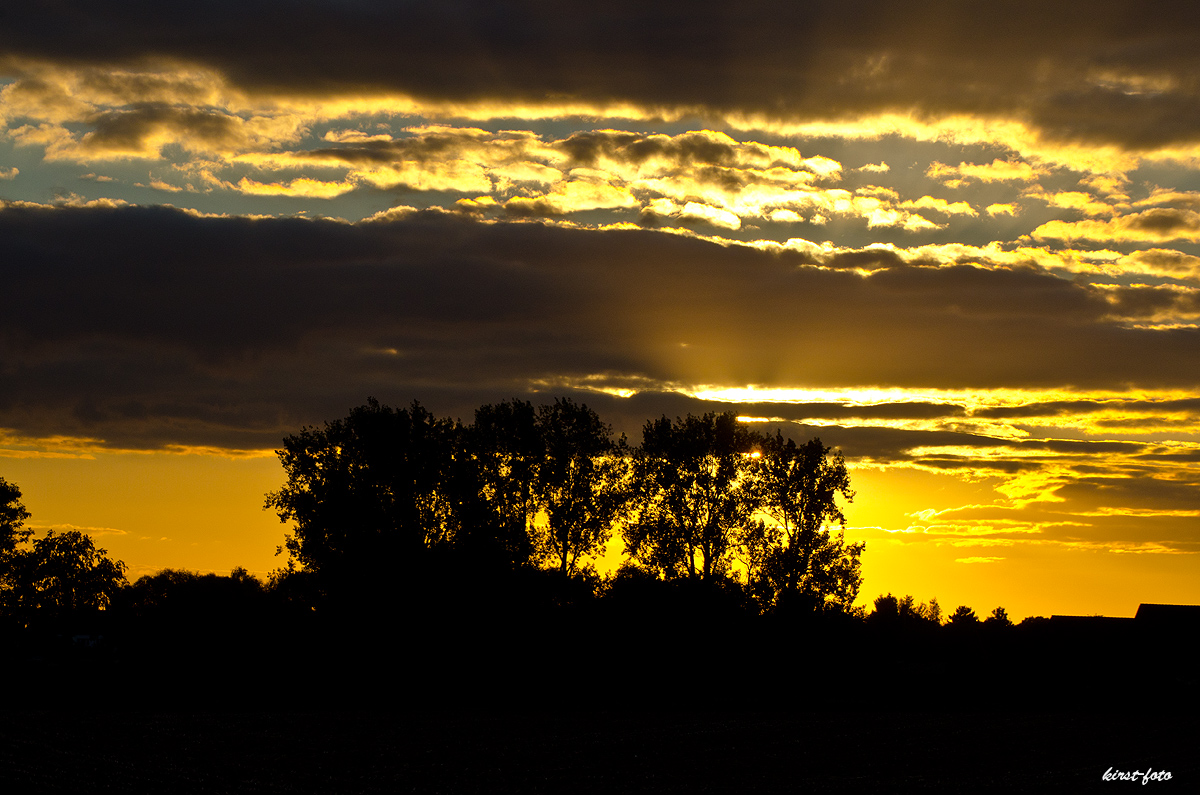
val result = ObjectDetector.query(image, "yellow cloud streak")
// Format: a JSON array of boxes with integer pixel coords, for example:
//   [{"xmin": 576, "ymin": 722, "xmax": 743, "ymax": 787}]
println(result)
[
  {"xmin": 726, "ymin": 111, "xmax": 1151, "ymax": 175},
  {"xmin": 717, "ymin": 236, "xmax": 1200, "ymax": 285},
  {"xmin": 1022, "ymin": 186, "xmax": 1125, "ymax": 217},
  {"xmin": 25, "ymin": 63, "xmax": 1200, "ymax": 242},
  {"xmin": 928, "ymin": 159, "xmax": 1042, "ymax": 184},
  {"xmin": 234, "ymin": 176, "xmax": 358, "ymax": 198},
  {"xmin": 13, "ymin": 59, "xmax": 1200, "ymax": 180},
  {"xmin": 0, "ymin": 428, "xmax": 275, "ymax": 459},
  {"xmin": 687, "ymin": 384, "xmax": 1200, "ymax": 411},
  {"xmin": 674, "ymin": 384, "xmax": 1200, "ymax": 453},
  {"xmin": 1032, "ymin": 209, "xmax": 1200, "ymax": 244}
]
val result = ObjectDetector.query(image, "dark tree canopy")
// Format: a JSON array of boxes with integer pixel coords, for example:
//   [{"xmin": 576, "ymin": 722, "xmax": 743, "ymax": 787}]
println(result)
[
  {"xmin": 465, "ymin": 399, "xmax": 542, "ymax": 567},
  {"xmin": 0, "ymin": 477, "xmax": 32, "ymax": 605},
  {"xmin": 949, "ymin": 605, "xmax": 979, "ymax": 625},
  {"xmin": 5, "ymin": 529, "xmax": 127, "ymax": 621},
  {"xmin": 868, "ymin": 594, "xmax": 941, "ymax": 628},
  {"xmin": 0, "ymin": 476, "xmax": 32, "ymax": 559},
  {"xmin": 125, "ymin": 566, "xmax": 265, "ymax": 615},
  {"xmin": 624, "ymin": 411, "xmax": 762, "ymax": 582},
  {"xmin": 265, "ymin": 398, "xmax": 462, "ymax": 588},
  {"xmin": 267, "ymin": 397, "xmax": 641, "ymax": 589},
  {"xmin": 120, "ymin": 567, "xmax": 268, "ymax": 638},
  {"xmin": 985, "ymin": 606, "xmax": 1013, "ymax": 628},
  {"xmin": 2, "ymin": 479, "xmax": 127, "ymax": 624},
  {"xmin": 531, "ymin": 398, "xmax": 630, "ymax": 576},
  {"xmin": 265, "ymin": 398, "xmax": 867, "ymax": 619},
  {"xmin": 744, "ymin": 434, "xmax": 863, "ymax": 614}
]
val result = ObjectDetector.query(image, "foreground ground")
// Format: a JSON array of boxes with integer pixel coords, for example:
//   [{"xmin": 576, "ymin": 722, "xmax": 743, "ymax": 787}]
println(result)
[{"xmin": 1, "ymin": 707, "xmax": 1195, "ymax": 793}]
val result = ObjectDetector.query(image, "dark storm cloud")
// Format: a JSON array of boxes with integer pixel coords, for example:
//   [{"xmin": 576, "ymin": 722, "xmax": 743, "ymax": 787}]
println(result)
[
  {"xmin": 556, "ymin": 130, "xmax": 778, "ymax": 170},
  {"xmin": 1053, "ymin": 476, "xmax": 1200, "ymax": 512},
  {"xmin": 1127, "ymin": 208, "xmax": 1198, "ymax": 234},
  {"xmin": 501, "ymin": 198, "xmax": 566, "ymax": 218},
  {"xmin": 975, "ymin": 401, "xmax": 1110, "ymax": 419},
  {"xmin": 1140, "ymin": 449, "xmax": 1200, "ymax": 462},
  {"xmin": 300, "ymin": 128, "xmax": 826, "ymax": 186},
  {"xmin": 4, "ymin": 203, "xmax": 1200, "ymax": 449},
  {"xmin": 1023, "ymin": 439, "xmax": 1144, "ymax": 455},
  {"xmin": 916, "ymin": 501, "xmax": 1200, "ymax": 550},
  {"xmin": 1098, "ymin": 284, "xmax": 1198, "ymax": 318},
  {"xmin": 303, "ymin": 132, "xmax": 500, "ymax": 166},
  {"xmin": 911, "ymin": 456, "xmax": 1040, "ymax": 474},
  {"xmin": 766, "ymin": 424, "xmax": 1147, "ymax": 463},
  {"xmin": 1028, "ymin": 85, "xmax": 1200, "ymax": 149},
  {"xmin": 822, "ymin": 248, "xmax": 916, "ymax": 271},
  {"xmin": 1033, "ymin": 208, "xmax": 1200, "ymax": 244},
  {"xmin": 763, "ymin": 402, "xmax": 966, "ymax": 422},
  {"xmin": 547, "ymin": 406, "xmax": 1004, "ymax": 463},
  {"xmin": 576, "ymin": 392, "xmax": 968, "ymax": 443},
  {"xmin": 565, "ymin": 396, "xmax": 1126, "ymax": 467},
  {"xmin": 976, "ymin": 397, "xmax": 1200, "ymax": 419},
  {"xmin": 5, "ymin": 1, "xmax": 1200, "ymax": 150},
  {"xmin": 81, "ymin": 103, "xmax": 246, "ymax": 154}
]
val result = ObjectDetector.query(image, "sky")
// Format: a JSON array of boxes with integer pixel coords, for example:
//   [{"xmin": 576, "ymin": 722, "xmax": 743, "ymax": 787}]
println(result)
[{"xmin": 4, "ymin": 0, "xmax": 1200, "ymax": 618}]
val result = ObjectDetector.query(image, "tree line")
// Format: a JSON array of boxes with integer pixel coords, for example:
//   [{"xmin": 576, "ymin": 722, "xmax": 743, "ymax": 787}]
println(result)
[
  {"xmin": 2, "ymin": 397, "xmax": 1041, "ymax": 633},
  {"xmin": 5, "ymin": 400, "xmax": 1187, "ymax": 715},
  {"xmin": 0, "ymin": 477, "xmax": 127, "ymax": 626},
  {"xmin": 264, "ymin": 397, "xmax": 864, "ymax": 616}
]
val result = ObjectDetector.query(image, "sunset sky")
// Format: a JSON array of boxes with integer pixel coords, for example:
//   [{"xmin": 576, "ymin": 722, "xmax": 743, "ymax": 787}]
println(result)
[{"xmin": 4, "ymin": 1, "xmax": 1200, "ymax": 618}]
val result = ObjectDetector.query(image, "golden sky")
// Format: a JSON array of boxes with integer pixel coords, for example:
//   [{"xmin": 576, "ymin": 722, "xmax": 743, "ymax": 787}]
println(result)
[{"xmin": 3, "ymin": 1, "xmax": 1200, "ymax": 618}]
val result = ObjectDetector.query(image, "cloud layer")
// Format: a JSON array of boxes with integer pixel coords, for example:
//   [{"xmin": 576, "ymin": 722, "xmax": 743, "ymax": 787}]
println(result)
[
  {"xmin": 6, "ymin": 1, "xmax": 1200, "ymax": 153},
  {"xmin": 4, "ymin": 203, "xmax": 1200, "ymax": 449}
]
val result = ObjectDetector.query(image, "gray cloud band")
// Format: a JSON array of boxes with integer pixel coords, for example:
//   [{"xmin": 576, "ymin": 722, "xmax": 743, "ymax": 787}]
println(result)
[
  {"xmin": 3, "ymin": 203, "xmax": 1200, "ymax": 451},
  {"xmin": 5, "ymin": 1, "xmax": 1200, "ymax": 149}
]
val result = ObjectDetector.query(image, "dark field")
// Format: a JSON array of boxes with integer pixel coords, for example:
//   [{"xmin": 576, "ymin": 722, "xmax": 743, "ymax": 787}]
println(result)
[
  {"xmin": 2, "ymin": 708, "xmax": 1195, "ymax": 793},
  {"xmin": 4, "ymin": 605, "xmax": 1197, "ymax": 792}
]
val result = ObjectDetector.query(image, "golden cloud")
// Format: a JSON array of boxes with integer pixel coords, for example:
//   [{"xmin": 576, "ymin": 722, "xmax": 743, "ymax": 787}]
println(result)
[
  {"xmin": 505, "ymin": 174, "xmax": 639, "ymax": 216},
  {"xmin": 234, "ymin": 176, "xmax": 357, "ymax": 199},
  {"xmin": 928, "ymin": 159, "xmax": 1042, "ymax": 186},
  {"xmin": 678, "ymin": 201, "xmax": 741, "ymax": 230},
  {"xmin": 899, "ymin": 196, "xmax": 977, "ymax": 216},
  {"xmin": 1032, "ymin": 208, "xmax": 1200, "ymax": 244},
  {"xmin": 11, "ymin": 61, "xmax": 1200, "ymax": 241},
  {"xmin": 1021, "ymin": 186, "xmax": 1124, "ymax": 217},
  {"xmin": 9, "ymin": 54, "xmax": 1200, "ymax": 183}
]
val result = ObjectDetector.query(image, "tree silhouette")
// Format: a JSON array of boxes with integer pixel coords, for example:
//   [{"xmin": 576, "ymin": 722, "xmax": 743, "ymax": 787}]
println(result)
[
  {"xmin": 1, "ymin": 477, "xmax": 32, "ymax": 591},
  {"xmin": 868, "ymin": 593, "xmax": 941, "ymax": 627},
  {"xmin": 266, "ymin": 397, "xmax": 629, "ymax": 601},
  {"xmin": 743, "ymin": 434, "xmax": 862, "ymax": 614},
  {"xmin": 925, "ymin": 597, "xmax": 942, "ymax": 625},
  {"xmin": 7, "ymin": 529, "xmax": 127, "ymax": 622},
  {"xmin": 263, "ymin": 398, "xmax": 871, "ymax": 623},
  {"xmin": 531, "ymin": 398, "xmax": 631, "ymax": 577},
  {"xmin": 266, "ymin": 398, "xmax": 462, "ymax": 594},
  {"xmin": 2, "ymin": 479, "xmax": 127, "ymax": 625},
  {"xmin": 123, "ymin": 567, "xmax": 203, "ymax": 614},
  {"xmin": 121, "ymin": 566, "xmax": 269, "ymax": 643},
  {"xmin": 984, "ymin": 606, "xmax": 1013, "ymax": 628},
  {"xmin": 465, "ymin": 399, "xmax": 541, "ymax": 567},
  {"xmin": 948, "ymin": 605, "xmax": 979, "ymax": 626},
  {"xmin": 0, "ymin": 477, "xmax": 32, "ymax": 618},
  {"xmin": 1, "ymin": 477, "xmax": 31, "ymax": 558},
  {"xmin": 624, "ymin": 411, "xmax": 762, "ymax": 582}
]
